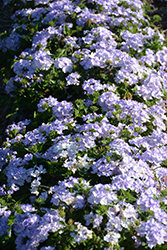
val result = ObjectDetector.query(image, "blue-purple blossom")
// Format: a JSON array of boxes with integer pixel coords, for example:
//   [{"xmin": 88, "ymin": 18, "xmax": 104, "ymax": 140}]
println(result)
[
  {"xmin": 33, "ymin": 49, "xmax": 54, "ymax": 71},
  {"xmin": 40, "ymin": 246, "xmax": 55, "ymax": 250},
  {"xmin": 136, "ymin": 218, "xmax": 167, "ymax": 248},
  {"xmin": 1, "ymin": 0, "xmax": 167, "ymax": 248},
  {"xmin": 83, "ymin": 78, "xmax": 110, "ymax": 94},
  {"xmin": 121, "ymin": 30, "xmax": 145, "ymax": 52},
  {"xmin": 103, "ymin": 230, "xmax": 121, "ymax": 245},
  {"xmin": 14, "ymin": 209, "xmax": 65, "ymax": 250},
  {"xmin": 6, "ymin": 119, "xmax": 31, "ymax": 136},
  {"xmin": 70, "ymin": 222, "xmax": 93, "ymax": 243},
  {"xmin": 19, "ymin": 204, "xmax": 37, "ymax": 213},
  {"xmin": 37, "ymin": 96, "xmax": 74, "ymax": 119},
  {"xmin": 66, "ymin": 72, "xmax": 81, "ymax": 86},
  {"xmin": 64, "ymin": 36, "xmax": 80, "ymax": 48},
  {"xmin": 88, "ymin": 183, "xmax": 118, "ymax": 206},
  {"xmin": 85, "ymin": 212, "xmax": 103, "ymax": 228},
  {"xmin": 54, "ymin": 57, "xmax": 73, "ymax": 73},
  {"xmin": 49, "ymin": 178, "xmax": 90, "ymax": 209},
  {"xmin": 34, "ymin": 0, "xmax": 49, "ymax": 6},
  {"xmin": 32, "ymin": 28, "xmax": 57, "ymax": 48},
  {"xmin": 0, "ymin": 206, "xmax": 11, "ymax": 237},
  {"xmin": 0, "ymin": 31, "xmax": 22, "ymax": 53}
]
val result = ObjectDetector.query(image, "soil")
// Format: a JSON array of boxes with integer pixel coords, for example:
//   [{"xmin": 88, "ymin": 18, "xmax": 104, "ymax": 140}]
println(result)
[{"xmin": 0, "ymin": 0, "xmax": 167, "ymax": 146}]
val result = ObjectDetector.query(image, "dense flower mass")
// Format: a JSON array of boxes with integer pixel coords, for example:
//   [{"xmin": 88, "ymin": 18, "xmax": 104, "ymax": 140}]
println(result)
[{"xmin": 0, "ymin": 0, "xmax": 167, "ymax": 249}]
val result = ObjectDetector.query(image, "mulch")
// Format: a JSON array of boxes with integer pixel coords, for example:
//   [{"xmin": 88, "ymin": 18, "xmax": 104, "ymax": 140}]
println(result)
[{"xmin": 0, "ymin": 0, "xmax": 167, "ymax": 146}]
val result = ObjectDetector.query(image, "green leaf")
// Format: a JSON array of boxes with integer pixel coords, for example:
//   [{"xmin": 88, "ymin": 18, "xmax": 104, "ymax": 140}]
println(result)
[
  {"xmin": 5, "ymin": 112, "xmax": 17, "ymax": 119},
  {"xmin": 90, "ymin": 106, "xmax": 99, "ymax": 112},
  {"xmin": 120, "ymin": 189, "xmax": 137, "ymax": 202},
  {"xmin": 34, "ymin": 111, "xmax": 37, "ymax": 118},
  {"xmin": 34, "ymin": 23, "xmax": 39, "ymax": 31},
  {"xmin": 63, "ymin": 24, "xmax": 70, "ymax": 36},
  {"xmin": 74, "ymin": 108, "xmax": 80, "ymax": 117},
  {"xmin": 0, "ymin": 198, "xmax": 7, "ymax": 206},
  {"xmin": 7, "ymin": 213, "xmax": 15, "ymax": 226},
  {"xmin": 69, "ymin": 225, "xmax": 75, "ymax": 232},
  {"xmin": 161, "ymin": 204, "xmax": 167, "ymax": 213},
  {"xmin": 161, "ymin": 189, "xmax": 167, "ymax": 198},
  {"xmin": 152, "ymin": 14, "xmax": 162, "ymax": 23}
]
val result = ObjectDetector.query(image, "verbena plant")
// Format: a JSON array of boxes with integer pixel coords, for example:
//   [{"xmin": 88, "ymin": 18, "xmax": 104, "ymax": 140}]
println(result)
[{"xmin": 0, "ymin": 0, "xmax": 167, "ymax": 249}]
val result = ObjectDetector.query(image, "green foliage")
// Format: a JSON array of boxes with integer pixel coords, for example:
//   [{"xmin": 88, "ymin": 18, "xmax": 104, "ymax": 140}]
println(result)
[
  {"xmin": 152, "ymin": 15, "xmax": 162, "ymax": 24},
  {"xmin": 118, "ymin": 189, "xmax": 137, "ymax": 203},
  {"xmin": 1, "ymin": 0, "xmax": 167, "ymax": 249}
]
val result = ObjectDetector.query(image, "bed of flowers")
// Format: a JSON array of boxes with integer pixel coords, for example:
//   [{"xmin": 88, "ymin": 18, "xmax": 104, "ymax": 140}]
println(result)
[{"xmin": 0, "ymin": 0, "xmax": 167, "ymax": 249}]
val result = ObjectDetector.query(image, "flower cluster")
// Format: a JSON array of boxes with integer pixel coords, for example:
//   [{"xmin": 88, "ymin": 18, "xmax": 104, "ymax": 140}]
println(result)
[{"xmin": 0, "ymin": 0, "xmax": 167, "ymax": 249}]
